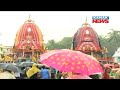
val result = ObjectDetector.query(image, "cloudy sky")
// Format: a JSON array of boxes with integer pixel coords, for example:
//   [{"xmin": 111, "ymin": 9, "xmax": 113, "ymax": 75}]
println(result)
[{"xmin": 0, "ymin": 11, "xmax": 120, "ymax": 46}]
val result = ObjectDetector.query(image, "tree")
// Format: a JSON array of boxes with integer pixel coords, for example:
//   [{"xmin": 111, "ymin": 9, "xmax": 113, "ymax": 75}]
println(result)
[
  {"xmin": 99, "ymin": 35, "xmax": 108, "ymax": 47},
  {"xmin": 45, "ymin": 40, "xmax": 57, "ymax": 50},
  {"xmin": 106, "ymin": 29, "xmax": 120, "ymax": 46},
  {"xmin": 100, "ymin": 29, "xmax": 120, "ymax": 57},
  {"xmin": 45, "ymin": 37, "xmax": 72, "ymax": 50},
  {"xmin": 58, "ymin": 37, "xmax": 72, "ymax": 49}
]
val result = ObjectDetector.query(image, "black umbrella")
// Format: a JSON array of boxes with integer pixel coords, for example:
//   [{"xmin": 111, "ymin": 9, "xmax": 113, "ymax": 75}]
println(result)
[
  {"xmin": 37, "ymin": 64, "xmax": 44, "ymax": 68},
  {"xmin": 0, "ymin": 63, "xmax": 10, "ymax": 69},
  {"xmin": 0, "ymin": 63, "xmax": 22, "ymax": 73},
  {"xmin": 18, "ymin": 62, "xmax": 35, "ymax": 67},
  {"xmin": 15, "ymin": 65, "xmax": 24, "ymax": 74}
]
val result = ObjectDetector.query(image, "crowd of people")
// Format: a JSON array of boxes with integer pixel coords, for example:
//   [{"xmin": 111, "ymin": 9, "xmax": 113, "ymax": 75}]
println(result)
[
  {"xmin": 102, "ymin": 62, "xmax": 120, "ymax": 79},
  {"xmin": 24, "ymin": 62, "xmax": 120, "ymax": 79},
  {"xmin": 0, "ymin": 62, "xmax": 120, "ymax": 79}
]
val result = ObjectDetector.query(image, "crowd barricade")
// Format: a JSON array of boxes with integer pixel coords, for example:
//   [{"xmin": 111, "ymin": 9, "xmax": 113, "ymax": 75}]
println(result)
[
  {"xmin": 97, "ymin": 57, "xmax": 114, "ymax": 64},
  {"xmin": 0, "ymin": 61, "xmax": 15, "ymax": 63}
]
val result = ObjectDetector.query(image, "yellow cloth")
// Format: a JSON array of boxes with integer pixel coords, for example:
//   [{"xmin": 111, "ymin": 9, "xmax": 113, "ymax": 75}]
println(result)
[
  {"xmin": 5, "ymin": 56, "xmax": 12, "ymax": 61},
  {"xmin": 26, "ymin": 63, "xmax": 40, "ymax": 78},
  {"xmin": 32, "ymin": 57, "xmax": 36, "ymax": 62}
]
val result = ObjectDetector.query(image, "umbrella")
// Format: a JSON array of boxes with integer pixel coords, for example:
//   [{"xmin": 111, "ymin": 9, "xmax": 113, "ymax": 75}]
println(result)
[
  {"xmin": 18, "ymin": 62, "xmax": 35, "ymax": 67},
  {"xmin": 0, "ymin": 63, "xmax": 22, "ymax": 73},
  {"xmin": 15, "ymin": 65, "xmax": 24, "ymax": 74},
  {"xmin": 39, "ymin": 49, "xmax": 103, "ymax": 75},
  {"xmin": 15, "ymin": 59, "xmax": 27, "ymax": 64},
  {"xmin": 0, "ymin": 63, "xmax": 9, "ymax": 68},
  {"xmin": 104, "ymin": 64, "xmax": 113, "ymax": 68},
  {"xmin": 67, "ymin": 74, "xmax": 92, "ymax": 79},
  {"xmin": 36, "ymin": 64, "xmax": 44, "ymax": 68}
]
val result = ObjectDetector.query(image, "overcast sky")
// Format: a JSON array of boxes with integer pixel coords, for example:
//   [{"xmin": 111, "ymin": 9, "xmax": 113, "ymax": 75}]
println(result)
[{"xmin": 0, "ymin": 11, "xmax": 120, "ymax": 46}]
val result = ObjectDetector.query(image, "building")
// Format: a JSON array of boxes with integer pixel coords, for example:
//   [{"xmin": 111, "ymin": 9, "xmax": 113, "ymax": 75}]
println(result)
[
  {"xmin": 0, "ymin": 45, "xmax": 13, "ymax": 61},
  {"xmin": 72, "ymin": 17, "xmax": 103, "ymax": 59},
  {"xmin": 13, "ymin": 16, "xmax": 46, "ymax": 60},
  {"xmin": 113, "ymin": 47, "xmax": 120, "ymax": 63}
]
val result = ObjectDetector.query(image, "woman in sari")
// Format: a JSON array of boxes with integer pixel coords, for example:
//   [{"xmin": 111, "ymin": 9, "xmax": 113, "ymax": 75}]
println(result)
[{"xmin": 102, "ymin": 67, "xmax": 111, "ymax": 79}]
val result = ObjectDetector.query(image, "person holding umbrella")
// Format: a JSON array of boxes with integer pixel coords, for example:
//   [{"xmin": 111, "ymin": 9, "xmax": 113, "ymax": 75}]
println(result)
[
  {"xmin": 14, "ymin": 72, "xmax": 20, "ymax": 79},
  {"xmin": 39, "ymin": 49, "xmax": 104, "ymax": 76},
  {"xmin": 40, "ymin": 66, "xmax": 51, "ymax": 79},
  {"xmin": 115, "ymin": 69, "xmax": 120, "ymax": 79},
  {"xmin": 50, "ymin": 67, "xmax": 56, "ymax": 79},
  {"xmin": 89, "ymin": 74, "xmax": 100, "ymax": 79},
  {"xmin": 102, "ymin": 67, "xmax": 111, "ymax": 79},
  {"xmin": 61, "ymin": 72, "xmax": 68, "ymax": 79}
]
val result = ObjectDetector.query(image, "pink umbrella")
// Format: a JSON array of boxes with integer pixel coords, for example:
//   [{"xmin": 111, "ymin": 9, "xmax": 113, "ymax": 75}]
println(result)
[
  {"xmin": 39, "ymin": 49, "xmax": 103, "ymax": 75},
  {"xmin": 66, "ymin": 74, "xmax": 92, "ymax": 79}
]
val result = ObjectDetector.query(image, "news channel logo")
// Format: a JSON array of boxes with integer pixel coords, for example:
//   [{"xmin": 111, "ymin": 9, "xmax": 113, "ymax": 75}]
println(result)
[{"xmin": 92, "ymin": 16, "xmax": 109, "ymax": 23}]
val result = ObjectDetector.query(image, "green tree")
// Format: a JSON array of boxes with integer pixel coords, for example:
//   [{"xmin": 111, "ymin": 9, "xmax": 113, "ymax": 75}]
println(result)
[
  {"xmin": 46, "ymin": 37, "xmax": 72, "ymax": 50},
  {"xmin": 99, "ymin": 35, "xmax": 108, "ymax": 47},
  {"xmin": 58, "ymin": 37, "xmax": 72, "ymax": 49},
  {"xmin": 45, "ymin": 40, "xmax": 57, "ymax": 50},
  {"xmin": 100, "ymin": 29, "xmax": 120, "ymax": 57},
  {"xmin": 106, "ymin": 29, "xmax": 120, "ymax": 46}
]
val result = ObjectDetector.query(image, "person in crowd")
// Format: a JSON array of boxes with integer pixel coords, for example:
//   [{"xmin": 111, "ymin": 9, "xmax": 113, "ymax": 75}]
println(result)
[
  {"xmin": 61, "ymin": 72, "xmax": 68, "ymax": 79},
  {"xmin": 19, "ymin": 67, "xmax": 26, "ymax": 79},
  {"xmin": 40, "ymin": 66, "xmax": 51, "ymax": 79},
  {"xmin": 22, "ymin": 67, "xmax": 31, "ymax": 79},
  {"xmin": 113, "ymin": 63, "xmax": 120, "ymax": 68},
  {"xmin": 36, "ymin": 71, "xmax": 41, "ymax": 79},
  {"xmin": 99, "ymin": 73, "xmax": 103, "ymax": 79},
  {"xmin": 110, "ymin": 69, "xmax": 116, "ymax": 79},
  {"xmin": 0, "ymin": 68, "xmax": 3, "ymax": 73},
  {"xmin": 55, "ymin": 70, "xmax": 62, "ymax": 79},
  {"xmin": 14, "ymin": 72, "xmax": 20, "ymax": 79},
  {"xmin": 103, "ymin": 64, "xmax": 115, "ymax": 79},
  {"xmin": 0, "ymin": 70, "xmax": 16, "ymax": 79},
  {"xmin": 110, "ymin": 63, "xmax": 120, "ymax": 78},
  {"xmin": 102, "ymin": 67, "xmax": 111, "ymax": 79},
  {"xmin": 50, "ymin": 67, "xmax": 56, "ymax": 79},
  {"xmin": 66, "ymin": 72, "xmax": 91, "ymax": 79},
  {"xmin": 26, "ymin": 63, "xmax": 40, "ymax": 79},
  {"xmin": 89, "ymin": 74, "xmax": 100, "ymax": 79},
  {"xmin": 115, "ymin": 69, "xmax": 120, "ymax": 79}
]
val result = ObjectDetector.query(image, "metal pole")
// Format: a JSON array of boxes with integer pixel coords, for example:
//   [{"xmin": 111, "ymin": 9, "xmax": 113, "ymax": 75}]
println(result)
[
  {"xmin": 22, "ymin": 46, "xmax": 24, "ymax": 58},
  {"xmin": 23, "ymin": 51, "xmax": 24, "ymax": 57},
  {"xmin": 32, "ymin": 50, "xmax": 33, "ymax": 56},
  {"xmin": 32, "ymin": 47, "xmax": 34, "ymax": 56}
]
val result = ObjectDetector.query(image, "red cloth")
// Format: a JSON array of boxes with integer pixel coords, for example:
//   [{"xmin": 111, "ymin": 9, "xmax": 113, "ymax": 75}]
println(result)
[{"xmin": 102, "ymin": 73, "xmax": 110, "ymax": 79}]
